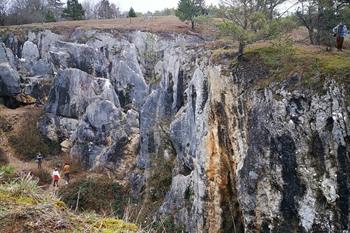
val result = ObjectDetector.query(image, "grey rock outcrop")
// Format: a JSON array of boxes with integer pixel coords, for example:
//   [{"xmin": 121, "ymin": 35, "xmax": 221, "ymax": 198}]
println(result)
[
  {"xmin": 49, "ymin": 41, "xmax": 110, "ymax": 77},
  {"xmin": 22, "ymin": 41, "xmax": 39, "ymax": 61},
  {"xmin": 45, "ymin": 68, "xmax": 119, "ymax": 119},
  {"xmin": 0, "ymin": 63, "xmax": 21, "ymax": 97},
  {"xmin": 71, "ymin": 99, "xmax": 128, "ymax": 167}
]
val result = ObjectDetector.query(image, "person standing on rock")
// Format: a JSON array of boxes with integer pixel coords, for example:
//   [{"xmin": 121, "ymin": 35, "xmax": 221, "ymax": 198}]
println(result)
[
  {"xmin": 52, "ymin": 168, "xmax": 60, "ymax": 187},
  {"xmin": 333, "ymin": 22, "xmax": 348, "ymax": 51},
  {"xmin": 63, "ymin": 163, "xmax": 71, "ymax": 185},
  {"xmin": 35, "ymin": 152, "xmax": 43, "ymax": 169}
]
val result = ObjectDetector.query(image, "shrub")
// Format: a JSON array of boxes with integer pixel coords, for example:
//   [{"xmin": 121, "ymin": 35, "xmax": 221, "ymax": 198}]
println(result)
[
  {"xmin": 8, "ymin": 111, "xmax": 60, "ymax": 161},
  {"xmin": 59, "ymin": 176, "xmax": 128, "ymax": 217},
  {"xmin": 44, "ymin": 10, "xmax": 56, "ymax": 23},
  {"xmin": 0, "ymin": 174, "xmax": 138, "ymax": 233},
  {"xmin": 0, "ymin": 115, "xmax": 12, "ymax": 132},
  {"xmin": 5, "ymin": 173, "xmax": 41, "ymax": 200},
  {"xmin": 148, "ymin": 156, "xmax": 174, "ymax": 201},
  {"xmin": 0, "ymin": 148, "xmax": 8, "ymax": 166},
  {"xmin": 30, "ymin": 169, "xmax": 52, "ymax": 186},
  {"xmin": 0, "ymin": 165, "xmax": 14, "ymax": 175},
  {"xmin": 268, "ymin": 16, "xmax": 299, "ymax": 39}
]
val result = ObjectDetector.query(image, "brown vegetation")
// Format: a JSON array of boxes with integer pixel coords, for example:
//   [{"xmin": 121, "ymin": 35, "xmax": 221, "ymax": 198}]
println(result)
[
  {"xmin": 29, "ymin": 168, "xmax": 52, "ymax": 186},
  {"xmin": 0, "ymin": 148, "xmax": 8, "ymax": 166},
  {"xmin": 0, "ymin": 16, "xmax": 191, "ymax": 34},
  {"xmin": 58, "ymin": 176, "xmax": 128, "ymax": 217},
  {"xmin": 8, "ymin": 109, "xmax": 60, "ymax": 161}
]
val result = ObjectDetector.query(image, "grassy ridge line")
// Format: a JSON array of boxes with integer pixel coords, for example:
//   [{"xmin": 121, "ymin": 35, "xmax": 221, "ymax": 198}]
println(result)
[{"xmin": 0, "ymin": 16, "xmax": 191, "ymax": 34}]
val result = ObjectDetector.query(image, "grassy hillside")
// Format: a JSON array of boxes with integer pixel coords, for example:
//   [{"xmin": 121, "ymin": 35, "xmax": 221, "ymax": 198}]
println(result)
[{"xmin": 0, "ymin": 172, "xmax": 138, "ymax": 233}]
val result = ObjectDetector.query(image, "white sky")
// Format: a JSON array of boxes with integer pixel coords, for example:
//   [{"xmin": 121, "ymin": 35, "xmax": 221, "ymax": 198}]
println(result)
[{"xmin": 82, "ymin": 0, "xmax": 221, "ymax": 13}]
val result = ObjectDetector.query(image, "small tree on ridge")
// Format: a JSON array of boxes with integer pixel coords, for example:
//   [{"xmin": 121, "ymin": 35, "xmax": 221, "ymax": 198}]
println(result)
[
  {"xmin": 62, "ymin": 0, "xmax": 84, "ymax": 20},
  {"xmin": 128, "ymin": 7, "xmax": 136, "ymax": 17},
  {"xmin": 176, "ymin": 0, "xmax": 206, "ymax": 30}
]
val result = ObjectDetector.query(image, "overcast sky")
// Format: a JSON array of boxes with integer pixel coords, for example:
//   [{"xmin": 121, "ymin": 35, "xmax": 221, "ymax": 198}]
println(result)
[{"xmin": 85, "ymin": 0, "xmax": 221, "ymax": 13}]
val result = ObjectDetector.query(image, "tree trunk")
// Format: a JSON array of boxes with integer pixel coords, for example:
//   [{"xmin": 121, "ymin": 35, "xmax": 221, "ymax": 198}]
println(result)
[
  {"xmin": 308, "ymin": 29, "xmax": 315, "ymax": 45},
  {"xmin": 238, "ymin": 41, "xmax": 245, "ymax": 58},
  {"xmin": 191, "ymin": 19, "xmax": 195, "ymax": 30}
]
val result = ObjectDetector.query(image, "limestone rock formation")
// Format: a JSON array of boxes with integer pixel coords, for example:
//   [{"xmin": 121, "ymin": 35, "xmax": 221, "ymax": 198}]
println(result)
[
  {"xmin": 0, "ymin": 28, "xmax": 349, "ymax": 233},
  {"xmin": 0, "ymin": 63, "xmax": 20, "ymax": 97},
  {"xmin": 45, "ymin": 68, "xmax": 119, "ymax": 119}
]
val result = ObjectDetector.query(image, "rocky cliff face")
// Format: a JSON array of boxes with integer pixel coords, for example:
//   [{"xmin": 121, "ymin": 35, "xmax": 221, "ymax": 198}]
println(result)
[{"xmin": 0, "ymin": 29, "xmax": 349, "ymax": 232}]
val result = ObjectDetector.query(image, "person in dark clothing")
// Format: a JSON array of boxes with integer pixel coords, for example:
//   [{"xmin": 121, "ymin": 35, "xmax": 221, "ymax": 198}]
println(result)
[
  {"xmin": 35, "ymin": 152, "xmax": 43, "ymax": 169},
  {"xmin": 333, "ymin": 22, "xmax": 348, "ymax": 51}
]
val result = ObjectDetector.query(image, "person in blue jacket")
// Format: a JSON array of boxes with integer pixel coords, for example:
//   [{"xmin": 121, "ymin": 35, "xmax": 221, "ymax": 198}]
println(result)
[{"xmin": 333, "ymin": 22, "xmax": 348, "ymax": 51}]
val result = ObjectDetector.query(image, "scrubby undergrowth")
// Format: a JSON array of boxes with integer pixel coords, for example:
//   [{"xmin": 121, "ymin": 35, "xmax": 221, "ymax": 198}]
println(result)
[
  {"xmin": 8, "ymin": 110, "xmax": 60, "ymax": 161},
  {"xmin": 59, "ymin": 176, "xmax": 129, "ymax": 218},
  {"xmin": 244, "ymin": 39, "xmax": 350, "ymax": 90},
  {"xmin": 0, "ymin": 174, "xmax": 138, "ymax": 233}
]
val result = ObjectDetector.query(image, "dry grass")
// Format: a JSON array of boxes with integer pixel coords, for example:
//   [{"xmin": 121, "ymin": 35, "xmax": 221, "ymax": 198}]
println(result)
[
  {"xmin": 0, "ymin": 174, "xmax": 138, "ymax": 233},
  {"xmin": 0, "ymin": 16, "xmax": 192, "ymax": 34}
]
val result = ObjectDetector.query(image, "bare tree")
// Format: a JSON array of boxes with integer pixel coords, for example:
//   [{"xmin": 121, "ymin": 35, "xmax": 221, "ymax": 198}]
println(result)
[
  {"xmin": 46, "ymin": 0, "xmax": 64, "ymax": 20},
  {"xmin": 110, "ymin": 3, "xmax": 120, "ymax": 18},
  {"xmin": 256, "ymin": 0, "xmax": 288, "ymax": 20},
  {"xmin": 96, "ymin": 0, "xmax": 118, "ymax": 19},
  {"xmin": 82, "ymin": 0, "xmax": 95, "ymax": 19},
  {"xmin": 7, "ymin": 0, "xmax": 45, "ymax": 25},
  {"xmin": 0, "ymin": 0, "xmax": 8, "ymax": 26}
]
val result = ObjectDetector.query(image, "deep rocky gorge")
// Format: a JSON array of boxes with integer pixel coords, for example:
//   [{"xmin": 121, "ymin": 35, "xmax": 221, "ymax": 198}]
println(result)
[{"xmin": 0, "ymin": 29, "xmax": 349, "ymax": 233}]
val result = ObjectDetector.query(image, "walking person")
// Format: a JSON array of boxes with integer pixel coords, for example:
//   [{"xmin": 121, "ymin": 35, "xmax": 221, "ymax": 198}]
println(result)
[
  {"xmin": 35, "ymin": 152, "xmax": 43, "ymax": 169},
  {"xmin": 333, "ymin": 22, "xmax": 348, "ymax": 51},
  {"xmin": 52, "ymin": 168, "xmax": 60, "ymax": 187},
  {"xmin": 63, "ymin": 163, "xmax": 71, "ymax": 185}
]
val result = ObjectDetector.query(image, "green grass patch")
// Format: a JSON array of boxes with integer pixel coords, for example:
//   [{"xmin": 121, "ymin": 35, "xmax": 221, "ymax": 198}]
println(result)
[
  {"xmin": 0, "ymin": 165, "xmax": 15, "ymax": 175},
  {"xmin": 245, "ymin": 43, "xmax": 350, "ymax": 91}
]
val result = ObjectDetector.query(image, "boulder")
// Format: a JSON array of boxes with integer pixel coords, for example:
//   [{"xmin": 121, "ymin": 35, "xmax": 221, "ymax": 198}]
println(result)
[
  {"xmin": 38, "ymin": 113, "xmax": 79, "ymax": 141},
  {"xmin": 0, "ymin": 63, "xmax": 21, "ymax": 97},
  {"xmin": 37, "ymin": 30, "xmax": 62, "ymax": 59},
  {"xmin": 45, "ymin": 68, "xmax": 119, "ymax": 119},
  {"xmin": 49, "ymin": 41, "xmax": 109, "ymax": 77},
  {"xmin": 22, "ymin": 41, "xmax": 40, "ymax": 62}
]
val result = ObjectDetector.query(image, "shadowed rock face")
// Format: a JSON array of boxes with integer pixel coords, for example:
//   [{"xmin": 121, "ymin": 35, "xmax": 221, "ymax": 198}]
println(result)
[
  {"xmin": 0, "ymin": 63, "xmax": 20, "ymax": 97},
  {"xmin": 1, "ymin": 28, "xmax": 350, "ymax": 232}
]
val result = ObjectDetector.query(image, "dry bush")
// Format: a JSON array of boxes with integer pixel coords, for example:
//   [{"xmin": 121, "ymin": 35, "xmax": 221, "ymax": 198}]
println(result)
[
  {"xmin": 0, "ymin": 174, "xmax": 138, "ymax": 233},
  {"xmin": 8, "ymin": 111, "xmax": 60, "ymax": 161},
  {"xmin": 29, "ymin": 168, "xmax": 52, "ymax": 186},
  {"xmin": 58, "ymin": 176, "xmax": 128, "ymax": 217},
  {"xmin": 0, "ymin": 148, "xmax": 8, "ymax": 165},
  {"xmin": 0, "ymin": 115, "xmax": 12, "ymax": 132}
]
